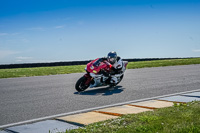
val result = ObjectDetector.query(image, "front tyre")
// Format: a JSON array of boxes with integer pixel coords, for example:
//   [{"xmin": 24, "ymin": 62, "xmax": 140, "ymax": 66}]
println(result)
[
  {"xmin": 75, "ymin": 76, "xmax": 89, "ymax": 92},
  {"xmin": 116, "ymin": 74, "xmax": 124, "ymax": 85},
  {"xmin": 109, "ymin": 74, "xmax": 124, "ymax": 87}
]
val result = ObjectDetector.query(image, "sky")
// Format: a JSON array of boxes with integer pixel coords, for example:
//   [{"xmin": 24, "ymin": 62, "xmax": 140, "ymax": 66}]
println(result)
[{"xmin": 0, "ymin": 0, "xmax": 200, "ymax": 64}]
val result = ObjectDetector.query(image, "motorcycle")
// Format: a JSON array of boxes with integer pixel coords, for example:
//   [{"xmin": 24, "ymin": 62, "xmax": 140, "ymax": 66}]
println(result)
[{"xmin": 75, "ymin": 58, "xmax": 128, "ymax": 92}]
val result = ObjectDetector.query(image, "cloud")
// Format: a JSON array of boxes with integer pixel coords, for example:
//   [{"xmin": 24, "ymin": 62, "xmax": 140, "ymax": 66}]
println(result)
[
  {"xmin": 0, "ymin": 50, "xmax": 20, "ymax": 59},
  {"xmin": 15, "ymin": 56, "xmax": 33, "ymax": 62},
  {"xmin": 16, "ymin": 56, "xmax": 33, "ymax": 60},
  {"xmin": 27, "ymin": 27, "xmax": 45, "ymax": 31},
  {"xmin": 0, "ymin": 33, "xmax": 8, "ymax": 36},
  {"xmin": 55, "ymin": 25, "xmax": 65, "ymax": 29},
  {"xmin": 77, "ymin": 21, "xmax": 84, "ymax": 25},
  {"xmin": 0, "ymin": 33, "xmax": 21, "ymax": 37},
  {"xmin": 21, "ymin": 38, "xmax": 30, "ymax": 43},
  {"xmin": 193, "ymin": 49, "xmax": 200, "ymax": 52},
  {"xmin": 11, "ymin": 33, "xmax": 21, "ymax": 36}
]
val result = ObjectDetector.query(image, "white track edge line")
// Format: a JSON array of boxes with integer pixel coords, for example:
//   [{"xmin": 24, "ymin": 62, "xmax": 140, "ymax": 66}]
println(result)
[{"xmin": 1, "ymin": 88, "xmax": 200, "ymax": 129}]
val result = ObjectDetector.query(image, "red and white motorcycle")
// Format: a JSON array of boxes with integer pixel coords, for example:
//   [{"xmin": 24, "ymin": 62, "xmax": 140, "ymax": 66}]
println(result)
[{"xmin": 75, "ymin": 58, "xmax": 128, "ymax": 92}]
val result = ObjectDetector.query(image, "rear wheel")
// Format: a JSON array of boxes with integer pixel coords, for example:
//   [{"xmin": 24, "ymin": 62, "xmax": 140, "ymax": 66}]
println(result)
[{"xmin": 75, "ymin": 76, "xmax": 90, "ymax": 92}]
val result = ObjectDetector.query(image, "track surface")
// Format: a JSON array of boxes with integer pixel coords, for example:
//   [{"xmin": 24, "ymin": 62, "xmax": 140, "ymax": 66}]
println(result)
[{"xmin": 0, "ymin": 64, "xmax": 200, "ymax": 126}]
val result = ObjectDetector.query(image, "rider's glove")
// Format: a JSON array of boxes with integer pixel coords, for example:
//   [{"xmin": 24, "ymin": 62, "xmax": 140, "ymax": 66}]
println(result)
[
  {"xmin": 101, "ymin": 69, "xmax": 110, "ymax": 77},
  {"xmin": 104, "ymin": 72, "xmax": 110, "ymax": 77}
]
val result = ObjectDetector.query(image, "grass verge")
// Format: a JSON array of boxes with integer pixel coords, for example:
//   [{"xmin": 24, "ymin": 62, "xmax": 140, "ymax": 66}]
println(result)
[
  {"xmin": 0, "ymin": 58, "xmax": 200, "ymax": 79},
  {"xmin": 127, "ymin": 57, "xmax": 200, "ymax": 69},
  {"xmin": 0, "ymin": 65, "xmax": 86, "ymax": 79},
  {"xmin": 64, "ymin": 101, "xmax": 200, "ymax": 133}
]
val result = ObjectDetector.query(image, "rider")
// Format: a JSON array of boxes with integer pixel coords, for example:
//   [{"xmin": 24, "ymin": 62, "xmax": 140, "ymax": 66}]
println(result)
[
  {"xmin": 107, "ymin": 51, "xmax": 123, "ymax": 84},
  {"xmin": 90, "ymin": 51, "xmax": 123, "ymax": 87}
]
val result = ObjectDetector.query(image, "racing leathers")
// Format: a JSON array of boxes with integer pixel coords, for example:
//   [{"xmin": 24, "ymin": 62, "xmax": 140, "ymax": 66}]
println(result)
[
  {"xmin": 90, "ymin": 56, "xmax": 123, "ymax": 87},
  {"xmin": 109, "ymin": 56, "xmax": 123, "ymax": 85}
]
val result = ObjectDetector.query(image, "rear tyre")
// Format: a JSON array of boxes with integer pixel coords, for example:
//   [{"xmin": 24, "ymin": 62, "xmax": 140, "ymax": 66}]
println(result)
[{"xmin": 75, "ymin": 76, "xmax": 89, "ymax": 92}]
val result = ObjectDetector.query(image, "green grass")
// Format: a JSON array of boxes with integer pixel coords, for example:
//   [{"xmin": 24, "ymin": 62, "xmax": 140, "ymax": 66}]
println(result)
[
  {"xmin": 64, "ymin": 101, "xmax": 200, "ymax": 133},
  {"xmin": 0, "ymin": 65, "xmax": 85, "ymax": 79},
  {"xmin": 0, "ymin": 58, "xmax": 200, "ymax": 79},
  {"xmin": 127, "ymin": 58, "xmax": 200, "ymax": 69}
]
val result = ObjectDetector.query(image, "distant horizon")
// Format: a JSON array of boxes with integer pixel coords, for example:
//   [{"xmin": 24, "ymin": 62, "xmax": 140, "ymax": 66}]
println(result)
[{"xmin": 0, "ymin": 56, "xmax": 199, "ymax": 65}]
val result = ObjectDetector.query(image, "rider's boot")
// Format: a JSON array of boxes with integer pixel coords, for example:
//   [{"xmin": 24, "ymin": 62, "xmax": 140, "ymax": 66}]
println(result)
[{"xmin": 89, "ymin": 82, "xmax": 96, "ymax": 88}]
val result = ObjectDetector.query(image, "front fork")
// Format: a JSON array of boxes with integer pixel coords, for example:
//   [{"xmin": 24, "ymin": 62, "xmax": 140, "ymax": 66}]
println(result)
[{"xmin": 84, "ymin": 73, "xmax": 93, "ymax": 85}]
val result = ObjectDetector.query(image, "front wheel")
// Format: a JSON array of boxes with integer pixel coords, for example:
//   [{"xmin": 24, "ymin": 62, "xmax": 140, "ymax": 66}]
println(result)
[
  {"xmin": 75, "ymin": 76, "xmax": 89, "ymax": 92},
  {"xmin": 109, "ymin": 74, "xmax": 124, "ymax": 87},
  {"xmin": 116, "ymin": 74, "xmax": 124, "ymax": 85}
]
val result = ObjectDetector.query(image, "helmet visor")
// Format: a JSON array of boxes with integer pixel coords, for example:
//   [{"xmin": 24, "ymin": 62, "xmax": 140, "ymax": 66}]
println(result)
[{"xmin": 108, "ymin": 58, "xmax": 116, "ymax": 64}]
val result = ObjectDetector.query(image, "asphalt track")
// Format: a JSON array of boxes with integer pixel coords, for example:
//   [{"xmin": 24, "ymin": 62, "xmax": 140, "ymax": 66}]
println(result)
[{"xmin": 0, "ymin": 64, "xmax": 200, "ymax": 126}]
